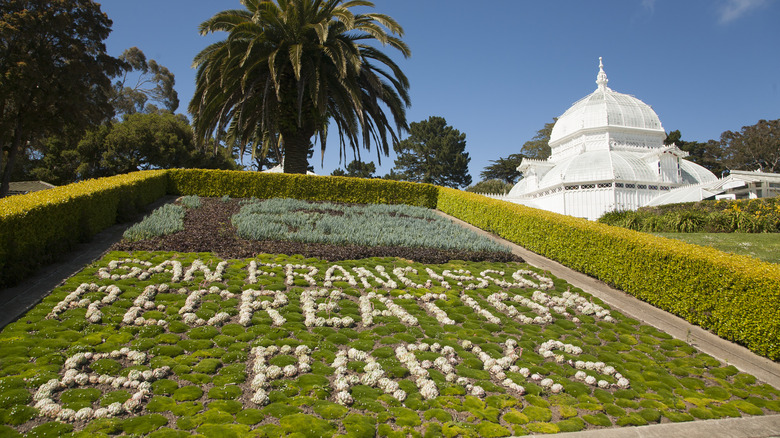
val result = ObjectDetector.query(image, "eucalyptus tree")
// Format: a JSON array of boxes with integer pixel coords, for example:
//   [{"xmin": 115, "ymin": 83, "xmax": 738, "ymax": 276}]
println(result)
[
  {"xmin": 720, "ymin": 119, "xmax": 780, "ymax": 174},
  {"xmin": 111, "ymin": 47, "xmax": 179, "ymax": 116},
  {"xmin": 190, "ymin": 0, "xmax": 411, "ymax": 174}
]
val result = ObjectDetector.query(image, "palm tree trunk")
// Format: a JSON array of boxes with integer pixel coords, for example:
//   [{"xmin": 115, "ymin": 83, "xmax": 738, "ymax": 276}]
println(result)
[{"xmin": 281, "ymin": 129, "xmax": 313, "ymax": 174}]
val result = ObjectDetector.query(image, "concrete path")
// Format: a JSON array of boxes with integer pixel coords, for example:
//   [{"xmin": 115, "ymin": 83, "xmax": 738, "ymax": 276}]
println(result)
[
  {"xmin": 554, "ymin": 414, "xmax": 780, "ymax": 438},
  {"xmin": 439, "ymin": 211, "xmax": 780, "ymax": 437}
]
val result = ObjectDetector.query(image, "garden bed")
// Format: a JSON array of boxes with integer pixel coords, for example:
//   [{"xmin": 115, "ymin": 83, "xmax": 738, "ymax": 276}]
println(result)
[
  {"xmin": 110, "ymin": 197, "xmax": 522, "ymax": 265},
  {"xmin": 1, "ymin": 198, "xmax": 779, "ymax": 437}
]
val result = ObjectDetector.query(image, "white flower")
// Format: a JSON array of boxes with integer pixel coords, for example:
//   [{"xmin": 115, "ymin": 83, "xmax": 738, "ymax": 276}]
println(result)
[
  {"xmin": 443, "ymin": 269, "xmax": 489, "ymax": 290},
  {"xmin": 335, "ymin": 391, "xmax": 354, "ymax": 406},
  {"xmin": 283, "ymin": 365, "xmax": 298, "ymax": 378},
  {"xmin": 352, "ymin": 266, "xmax": 397, "ymax": 289},
  {"xmin": 207, "ymin": 312, "xmax": 231, "ymax": 326},
  {"xmin": 284, "ymin": 264, "xmax": 318, "ymax": 287},
  {"xmin": 470, "ymin": 385, "xmax": 486, "ymax": 397},
  {"xmin": 40, "ymin": 403, "xmax": 61, "ymax": 418},
  {"xmin": 74, "ymin": 407, "xmax": 93, "ymax": 421},
  {"xmin": 251, "ymin": 389, "xmax": 269, "ymax": 405},
  {"xmin": 419, "ymin": 380, "xmax": 439, "ymax": 399},
  {"xmin": 393, "ymin": 267, "xmax": 429, "ymax": 289},
  {"xmin": 324, "ymin": 265, "xmax": 358, "ymax": 286},
  {"xmin": 460, "ymin": 294, "xmax": 500, "ymax": 324},
  {"xmin": 58, "ymin": 408, "xmax": 76, "ymax": 421}
]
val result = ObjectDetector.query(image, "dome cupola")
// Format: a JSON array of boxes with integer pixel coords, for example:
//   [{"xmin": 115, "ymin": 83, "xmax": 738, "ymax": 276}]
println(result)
[{"xmin": 549, "ymin": 58, "xmax": 666, "ymax": 153}]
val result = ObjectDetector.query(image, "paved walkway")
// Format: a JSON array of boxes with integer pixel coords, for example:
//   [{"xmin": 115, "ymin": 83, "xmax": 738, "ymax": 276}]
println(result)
[
  {"xmin": 439, "ymin": 211, "xmax": 780, "ymax": 437},
  {"xmin": 0, "ymin": 204, "xmax": 777, "ymax": 436}
]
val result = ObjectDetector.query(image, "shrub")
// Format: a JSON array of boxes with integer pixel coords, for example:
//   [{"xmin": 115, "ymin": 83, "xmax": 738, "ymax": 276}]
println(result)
[
  {"xmin": 666, "ymin": 210, "xmax": 706, "ymax": 233},
  {"xmin": 466, "ymin": 179, "xmax": 513, "ymax": 195},
  {"xmin": 167, "ymin": 169, "xmax": 438, "ymax": 207},
  {"xmin": 180, "ymin": 195, "xmax": 201, "ymax": 209},
  {"xmin": 601, "ymin": 196, "xmax": 780, "ymax": 233},
  {"xmin": 123, "ymin": 204, "xmax": 186, "ymax": 241}
]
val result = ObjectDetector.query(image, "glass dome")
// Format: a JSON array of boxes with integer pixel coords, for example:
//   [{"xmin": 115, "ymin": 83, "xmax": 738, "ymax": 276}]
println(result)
[
  {"xmin": 540, "ymin": 151, "xmax": 658, "ymax": 187},
  {"xmin": 550, "ymin": 59, "xmax": 665, "ymax": 146}
]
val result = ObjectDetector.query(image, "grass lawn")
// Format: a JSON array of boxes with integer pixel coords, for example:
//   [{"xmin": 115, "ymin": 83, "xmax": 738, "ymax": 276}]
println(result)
[{"xmin": 653, "ymin": 232, "xmax": 780, "ymax": 264}]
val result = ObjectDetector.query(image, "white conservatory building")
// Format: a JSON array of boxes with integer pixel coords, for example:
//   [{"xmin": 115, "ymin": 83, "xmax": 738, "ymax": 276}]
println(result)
[{"xmin": 503, "ymin": 58, "xmax": 718, "ymax": 220}]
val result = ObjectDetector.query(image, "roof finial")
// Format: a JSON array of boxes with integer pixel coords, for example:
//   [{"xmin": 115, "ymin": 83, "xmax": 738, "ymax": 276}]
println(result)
[{"xmin": 596, "ymin": 57, "xmax": 609, "ymax": 90}]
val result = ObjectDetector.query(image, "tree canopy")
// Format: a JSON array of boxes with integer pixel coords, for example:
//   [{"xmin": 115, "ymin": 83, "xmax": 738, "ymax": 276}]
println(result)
[
  {"xmin": 466, "ymin": 179, "xmax": 513, "ymax": 195},
  {"xmin": 0, "ymin": 0, "xmax": 122, "ymax": 196},
  {"xmin": 720, "ymin": 119, "xmax": 780, "ymax": 174},
  {"xmin": 111, "ymin": 47, "xmax": 179, "ymax": 116},
  {"xmin": 664, "ymin": 130, "xmax": 726, "ymax": 176},
  {"xmin": 331, "ymin": 160, "xmax": 376, "ymax": 178},
  {"xmin": 391, "ymin": 116, "xmax": 472, "ymax": 188},
  {"xmin": 480, "ymin": 153, "xmax": 524, "ymax": 184},
  {"xmin": 18, "ymin": 113, "xmax": 237, "ymax": 185},
  {"xmin": 189, "ymin": 0, "xmax": 411, "ymax": 174},
  {"xmin": 76, "ymin": 112, "xmax": 237, "ymax": 179},
  {"xmin": 519, "ymin": 119, "xmax": 555, "ymax": 161}
]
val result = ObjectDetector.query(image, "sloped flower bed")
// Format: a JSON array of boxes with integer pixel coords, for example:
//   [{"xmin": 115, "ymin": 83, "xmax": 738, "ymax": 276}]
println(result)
[
  {"xmin": 1, "ymin": 252, "xmax": 779, "ymax": 437},
  {"xmin": 2, "ymin": 198, "xmax": 779, "ymax": 436}
]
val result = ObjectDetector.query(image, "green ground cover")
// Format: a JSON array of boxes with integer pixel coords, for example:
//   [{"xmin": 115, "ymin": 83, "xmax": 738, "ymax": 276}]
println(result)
[
  {"xmin": 653, "ymin": 233, "xmax": 780, "ymax": 264},
  {"xmin": 1, "ymin": 251, "xmax": 778, "ymax": 437},
  {"xmin": 231, "ymin": 198, "xmax": 511, "ymax": 253}
]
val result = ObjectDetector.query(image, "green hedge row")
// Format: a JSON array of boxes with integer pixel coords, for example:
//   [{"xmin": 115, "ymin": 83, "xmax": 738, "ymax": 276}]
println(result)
[
  {"xmin": 0, "ymin": 170, "xmax": 168, "ymax": 287},
  {"xmin": 436, "ymin": 187, "xmax": 780, "ymax": 360},
  {"xmin": 167, "ymin": 169, "xmax": 438, "ymax": 207}
]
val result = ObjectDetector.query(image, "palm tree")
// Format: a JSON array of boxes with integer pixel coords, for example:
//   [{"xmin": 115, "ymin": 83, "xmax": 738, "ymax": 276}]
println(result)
[{"xmin": 189, "ymin": 0, "xmax": 411, "ymax": 174}]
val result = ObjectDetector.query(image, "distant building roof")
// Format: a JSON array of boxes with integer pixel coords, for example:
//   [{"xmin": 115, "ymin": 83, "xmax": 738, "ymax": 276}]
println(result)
[
  {"xmin": 8, "ymin": 181, "xmax": 56, "ymax": 196},
  {"xmin": 262, "ymin": 164, "xmax": 317, "ymax": 176}
]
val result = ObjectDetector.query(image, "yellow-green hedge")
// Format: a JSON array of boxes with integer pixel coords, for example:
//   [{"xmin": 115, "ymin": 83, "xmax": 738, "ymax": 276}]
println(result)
[
  {"xmin": 167, "ymin": 169, "xmax": 438, "ymax": 207},
  {"xmin": 0, "ymin": 170, "xmax": 168, "ymax": 287},
  {"xmin": 437, "ymin": 188, "xmax": 780, "ymax": 360}
]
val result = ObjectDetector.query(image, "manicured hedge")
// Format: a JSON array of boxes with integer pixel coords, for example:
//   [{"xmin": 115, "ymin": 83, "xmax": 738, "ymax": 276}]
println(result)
[
  {"xmin": 167, "ymin": 169, "xmax": 438, "ymax": 207},
  {"xmin": 0, "ymin": 170, "xmax": 168, "ymax": 287},
  {"xmin": 436, "ymin": 188, "xmax": 780, "ymax": 360}
]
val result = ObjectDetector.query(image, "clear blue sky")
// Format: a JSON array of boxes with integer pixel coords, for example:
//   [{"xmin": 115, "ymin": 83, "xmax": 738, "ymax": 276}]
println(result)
[{"xmin": 99, "ymin": 0, "xmax": 780, "ymax": 181}]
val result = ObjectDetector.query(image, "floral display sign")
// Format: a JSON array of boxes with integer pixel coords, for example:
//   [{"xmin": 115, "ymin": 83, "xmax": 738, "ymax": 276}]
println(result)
[{"xmin": 0, "ymin": 252, "xmax": 778, "ymax": 437}]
